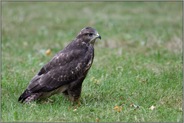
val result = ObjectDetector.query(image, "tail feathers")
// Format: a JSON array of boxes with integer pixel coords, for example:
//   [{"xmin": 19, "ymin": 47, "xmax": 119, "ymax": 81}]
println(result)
[{"xmin": 18, "ymin": 89, "xmax": 32, "ymax": 103}]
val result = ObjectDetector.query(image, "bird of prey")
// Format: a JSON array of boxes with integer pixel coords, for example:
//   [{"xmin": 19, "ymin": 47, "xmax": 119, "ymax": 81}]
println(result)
[{"xmin": 18, "ymin": 27, "xmax": 101, "ymax": 103}]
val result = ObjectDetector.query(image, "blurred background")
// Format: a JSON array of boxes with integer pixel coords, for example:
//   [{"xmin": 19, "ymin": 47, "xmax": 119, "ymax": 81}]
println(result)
[{"xmin": 2, "ymin": 2, "xmax": 182, "ymax": 122}]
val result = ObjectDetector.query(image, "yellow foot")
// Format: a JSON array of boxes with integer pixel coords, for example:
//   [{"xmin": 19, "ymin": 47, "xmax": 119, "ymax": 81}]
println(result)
[{"xmin": 42, "ymin": 98, "xmax": 54, "ymax": 104}]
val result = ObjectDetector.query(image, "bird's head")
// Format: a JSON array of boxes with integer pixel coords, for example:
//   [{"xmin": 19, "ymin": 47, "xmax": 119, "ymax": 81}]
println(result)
[{"xmin": 76, "ymin": 27, "xmax": 101, "ymax": 45}]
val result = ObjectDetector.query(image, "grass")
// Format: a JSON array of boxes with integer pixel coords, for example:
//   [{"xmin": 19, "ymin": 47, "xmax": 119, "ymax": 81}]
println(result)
[{"xmin": 2, "ymin": 1, "xmax": 182, "ymax": 122}]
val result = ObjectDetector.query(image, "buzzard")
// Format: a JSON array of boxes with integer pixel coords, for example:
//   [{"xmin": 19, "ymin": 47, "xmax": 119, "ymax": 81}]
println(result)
[{"xmin": 18, "ymin": 27, "xmax": 101, "ymax": 103}]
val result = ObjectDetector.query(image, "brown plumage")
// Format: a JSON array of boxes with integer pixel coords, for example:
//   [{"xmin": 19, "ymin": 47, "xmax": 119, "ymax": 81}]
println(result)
[{"xmin": 18, "ymin": 27, "xmax": 101, "ymax": 103}]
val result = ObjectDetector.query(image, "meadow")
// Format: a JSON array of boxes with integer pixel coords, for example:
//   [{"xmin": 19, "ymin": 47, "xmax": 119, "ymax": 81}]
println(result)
[{"xmin": 2, "ymin": 1, "xmax": 182, "ymax": 122}]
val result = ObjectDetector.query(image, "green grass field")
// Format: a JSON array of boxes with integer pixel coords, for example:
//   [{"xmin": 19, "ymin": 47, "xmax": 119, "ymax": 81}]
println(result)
[{"xmin": 2, "ymin": 2, "xmax": 182, "ymax": 122}]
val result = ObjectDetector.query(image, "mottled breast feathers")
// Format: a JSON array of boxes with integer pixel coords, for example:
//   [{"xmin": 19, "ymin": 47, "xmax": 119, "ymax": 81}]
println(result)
[{"xmin": 28, "ymin": 41, "xmax": 94, "ymax": 93}]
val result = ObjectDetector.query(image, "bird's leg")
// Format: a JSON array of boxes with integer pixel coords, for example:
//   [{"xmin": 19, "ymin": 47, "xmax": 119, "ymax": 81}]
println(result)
[
  {"xmin": 62, "ymin": 90, "xmax": 78, "ymax": 105},
  {"xmin": 67, "ymin": 84, "xmax": 82, "ymax": 106},
  {"xmin": 62, "ymin": 90, "xmax": 69, "ymax": 98},
  {"xmin": 70, "ymin": 97, "xmax": 81, "ymax": 106}
]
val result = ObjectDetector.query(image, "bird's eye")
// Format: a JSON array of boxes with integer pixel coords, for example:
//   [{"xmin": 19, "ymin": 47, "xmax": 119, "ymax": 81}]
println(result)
[{"xmin": 88, "ymin": 33, "xmax": 93, "ymax": 36}]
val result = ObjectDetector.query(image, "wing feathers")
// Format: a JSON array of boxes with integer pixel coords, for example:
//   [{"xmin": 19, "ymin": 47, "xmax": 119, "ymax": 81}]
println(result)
[{"xmin": 19, "ymin": 41, "xmax": 94, "ymax": 102}]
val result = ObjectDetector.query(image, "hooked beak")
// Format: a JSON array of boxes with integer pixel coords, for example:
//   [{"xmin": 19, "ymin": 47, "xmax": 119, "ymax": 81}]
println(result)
[
  {"xmin": 98, "ymin": 35, "xmax": 101, "ymax": 39},
  {"xmin": 96, "ymin": 33, "xmax": 101, "ymax": 40},
  {"xmin": 89, "ymin": 33, "xmax": 102, "ymax": 45}
]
